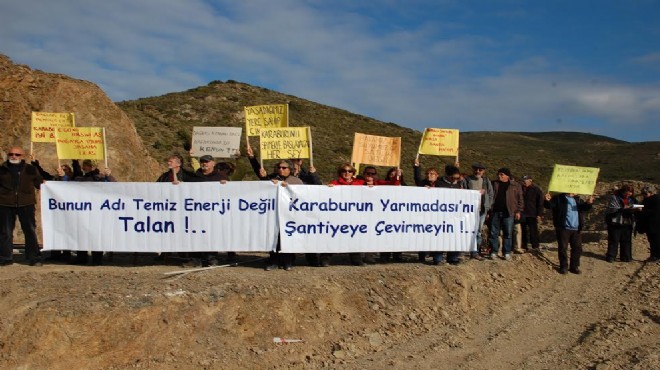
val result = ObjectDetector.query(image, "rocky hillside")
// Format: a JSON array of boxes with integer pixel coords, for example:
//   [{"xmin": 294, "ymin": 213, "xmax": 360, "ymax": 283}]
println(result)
[{"xmin": 0, "ymin": 55, "xmax": 158, "ymax": 181}]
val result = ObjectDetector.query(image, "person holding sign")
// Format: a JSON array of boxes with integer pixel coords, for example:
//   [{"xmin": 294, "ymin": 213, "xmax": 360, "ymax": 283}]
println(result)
[
  {"xmin": 0, "ymin": 147, "xmax": 43, "ymax": 266},
  {"xmin": 544, "ymin": 192, "xmax": 594, "ymax": 274},
  {"xmin": 328, "ymin": 164, "xmax": 367, "ymax": 266},
  {"xmin": 71, "ymin": 160, "xmax": 116, "ymax": 266},
  {"xmin": 604, "ymin": 185, "xmax": 639, "ymax": 263}
]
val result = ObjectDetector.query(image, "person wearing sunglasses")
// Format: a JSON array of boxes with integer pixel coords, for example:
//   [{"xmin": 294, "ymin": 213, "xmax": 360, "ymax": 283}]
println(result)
[
  {"xmin": 0, "ymin": 147, "xmax": 43, "ymax": 266},
  {"xmin": 327, "ymin": 163, "xmax": 366, "ymax": 266}
]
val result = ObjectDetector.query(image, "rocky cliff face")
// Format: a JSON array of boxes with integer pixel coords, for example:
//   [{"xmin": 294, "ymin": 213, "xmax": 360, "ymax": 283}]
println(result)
[{"xmin": 0, "ymin": 54, "xmax": 159, "ymax": 181}]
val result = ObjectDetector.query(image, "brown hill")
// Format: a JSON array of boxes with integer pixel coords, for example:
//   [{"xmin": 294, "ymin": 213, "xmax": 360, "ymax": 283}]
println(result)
[
  {"xmin": 118, "ymin": 80, "xmax": 660, "ymax": 187},
  {"xmin": 0, "ymin": 55, "xmax": 158, "ymax": 181}
]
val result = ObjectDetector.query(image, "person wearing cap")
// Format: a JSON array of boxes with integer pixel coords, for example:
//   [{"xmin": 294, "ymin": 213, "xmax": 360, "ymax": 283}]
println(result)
[
  {"xmin": 521, "ymin": 175, "xmax": 545, "ymax": 251},
  {"xmin": 638, "ymin": 185, "xmax": 660, "ymax": 261},
  {"xmin": 0, "ymin": 146, "xmax": 43, "ymax": 266},
  {"xmin": 488, "ymin": 167, "xmax": 523, "ymax": 261},
  {"xmin": 70, "ymin": 159, "xmax": 117, "ymax": 265},
  {"xmin": 195, "ymin": 155, "xmax": 228, "ymax": 182},
  {"xmin": 461, "ymin": 162, "xmax": 494, "ymax": 260},
  {"xmin": 544, "ymin": 192, "xmax": 594, "ymax": 274}
]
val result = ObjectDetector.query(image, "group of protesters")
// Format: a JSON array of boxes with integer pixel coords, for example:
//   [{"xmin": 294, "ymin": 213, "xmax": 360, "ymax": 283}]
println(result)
[{"xmin": 1, "ymin": 144, "xmax": 658, "ymax": 274}]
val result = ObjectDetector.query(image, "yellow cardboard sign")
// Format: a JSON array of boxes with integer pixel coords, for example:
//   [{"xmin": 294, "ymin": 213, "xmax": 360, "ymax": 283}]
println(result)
[
  {"xmin": 548, "ymin": 164, "xmax": 600, "ymax": 195},
  {"xmin": 260, "ymin": 127, "xmax": 311, "ymax": 160},
  {"xmin": 351, "ymin": 133, "xmax": 401, "ymax": 167},
  {"xmin": 55, "ymin": 127, "xmax": 105, "ymax": 160},
  {"xmin": 417, "ymin": 128, "xmax": 459, "ymax": 156},
  {"xmin": 31, "ymin": 112, "xmax": 75, "ymax": 142},
  {"xmin": 245, "ymin": 104, "xmax": 288, "ymax": 137}
]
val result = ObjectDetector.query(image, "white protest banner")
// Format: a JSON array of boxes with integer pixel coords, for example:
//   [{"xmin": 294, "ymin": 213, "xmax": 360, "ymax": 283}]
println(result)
[
  {"xmin": 41, "ymin": 181, "xmax": 279, "ymax": 252},
  {"xmin": 190, "ymin": 126, "xmax": 242, "ymax": 158},
  {"xmin": 278, "ymin": 185, "xmax": 480, "ymax": 253}
]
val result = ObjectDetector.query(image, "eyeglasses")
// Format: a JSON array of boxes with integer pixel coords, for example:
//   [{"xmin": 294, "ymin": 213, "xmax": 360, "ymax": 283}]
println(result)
[
  {"xmin": 473, "ymin": 168, "xmax": 484, "ymax": 171},
  {"xmin": 340, "ymin": 169, "xmax": 355, "ymax": 173},
  {"xmin": 452, "ymin": 176, "xmax": 462, "ymax": 180},
  {"xmin": 278, "ymin": 166, "xmax": 290, "ymax": 170},
  {"xmin": 364, "ymin": 172, "xmax": 377, "ymax": 176},
  {"xmin": 8, "ymin": 153, "xmax": 22, "ymax": 157}
]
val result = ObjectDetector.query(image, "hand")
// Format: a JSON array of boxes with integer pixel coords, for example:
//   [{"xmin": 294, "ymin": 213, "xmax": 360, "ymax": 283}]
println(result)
[
  {"xmin": 514, "ymin": 212, "xmax": 521, "ymax": 221},
  {"xmin": 172, "ymin": 180, "xmax": 180, "ymax": 185},
  {"xmin": 454, "ymin": 160, "xmax": 460, "ymax": 168},
  {"xmin": 545, "ymin": 193, "xmax": 552, "ymax": 201},
  {"xmin": 327, "ymin": 184, "xmax": 335, "ymax": 187},
  {"xmin": 259, "ymin": 168, "xmax": 267, "ymax": 178},
  {"xmin": 280, "ymin": 181, "xmax": 289, "ymax": 187},
  {"xmin": 397, "ymin": 169, "xmax": 403, "ymax": 177},
  {"xmin": 271, "ymin": 179, "xmax": 279, "ymax": 185},
  {"xmin": 246, "ymin": 146, "xmax": 254, "ymax": 158},
  {"xmin": 586, "ymin": 196, "xmax": 594, "ymax": 204},
  {"xmin": 536, "ymin": 216, "xmax": 542, "ymax": 222},
  {"xmin": 103, "ymin": 167, "xmax": 112, "ymax": 176},
  {"xmin": 309, "ymin": 165, "xmax": 316, "ymax": 173},
  {"xmin": 414, "ymin": 158, "xmax": 420, "ymax": 167},
  {"xmin": 56, "ymin": 167, "xmax": 65, "ymax": 177},
  {"xmin": 219, "ymin": 180, "xmax": 227, "ymax": 184}
]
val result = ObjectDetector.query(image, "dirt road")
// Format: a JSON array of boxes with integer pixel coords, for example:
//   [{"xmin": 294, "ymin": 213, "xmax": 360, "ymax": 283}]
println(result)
[{"xmin": 0, "ymin": 236, "xmax": 657, "ymax": 369}]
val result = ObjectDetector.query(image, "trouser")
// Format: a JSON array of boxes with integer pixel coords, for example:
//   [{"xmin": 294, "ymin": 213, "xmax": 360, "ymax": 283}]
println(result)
[
  {"xmin": 607, "ymin": 224, "xmax": 633, "ymax": 261},
  {"xmin": 489, "ymin": 211, "xmax": 514, "ymax": 255},
  {"xmin": 648, "ymin": 233, "xmax": 660, "ymax": 259},
  {"xmin": 0, "ymin": 205, "xmax": 41, "ymax": 263},
  {"xmin": 556, "ymin": 228, "xmax": 581, "ymax": 270},
  {"xmin": 521, "ymin": 217, "xmax": 540, "ymax": 249}
]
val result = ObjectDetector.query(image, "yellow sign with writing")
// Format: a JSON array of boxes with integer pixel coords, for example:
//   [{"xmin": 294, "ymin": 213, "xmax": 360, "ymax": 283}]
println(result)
[
  {"xmin": 548, "ymin": 164, "xmax": 600, "ymax": 195},
  {"xmin": 418, "ymin": 128, "xmax": 459, "ymax": 156},
  {"xmin": 55, "ymin": 127, "xmax": 105, "ymax": 160},
  {"xmin": 245, "ymin": 104, "xmax": 288, "ymax": 137},
  {"xmin": 260, "ymin": 127, "xmax": 311, "ymax": 160},
  {"xmin": 351, "ymin": 133, "xmax": 401, "ymax": 167},
  {"xmin": 31, "ymin": 112, "xmax": 75, "ymax": 143}
]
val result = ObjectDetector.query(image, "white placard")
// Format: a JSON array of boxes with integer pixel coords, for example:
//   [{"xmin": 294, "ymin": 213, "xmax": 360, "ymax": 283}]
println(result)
[{"xmin": 190, "ymin": 126, "xmax": 242, "ymax": 158}]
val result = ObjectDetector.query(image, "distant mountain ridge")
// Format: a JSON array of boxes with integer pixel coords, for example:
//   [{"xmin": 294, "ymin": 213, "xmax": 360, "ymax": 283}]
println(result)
[{"xmin": 117, "ymin": 80, "xmax": 659, "ymax": 186}]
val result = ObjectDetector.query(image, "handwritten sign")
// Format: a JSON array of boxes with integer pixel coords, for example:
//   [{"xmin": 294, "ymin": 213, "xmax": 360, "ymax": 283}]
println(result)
[
  {"xmin": 245, "ymin": 104, "xmax": 288, "ymax": 137},
  {"xmin": 191, "ymin": 127, "xmax": 242, "ymax": 158},
  {"xmin": 351, "ymin": 133, "xmax": 401, "ymax": 167},
  {"xmin": 31, "ymin": 112, "xmax": 75, "ymax": 142},
  {"xmin": 418, "ymin": 128, "xmax": 459, "ymax": 156},
  {"xmin": 548, "ymin": 164, "xmax": 600, "ymax": 195},
  {"xmin": 260, "ymin": 127, "xmax": 311, "ymax": 160},
  {"xmin": 55, "ymin": 127, "xmax": 105, "ymax": 160}
]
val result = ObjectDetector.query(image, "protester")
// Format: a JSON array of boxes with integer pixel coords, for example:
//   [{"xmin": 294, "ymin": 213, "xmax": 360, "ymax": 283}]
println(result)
[
  {"xmin": 290, "ymin": 158, "xmax": 321, "ymax": 185},
  {"xmin": 430, "ymin": 164, "xmax": 464, "ymax": 265},
  {"xmin": 488, "ymin": 168, "xmax": 523, "ymax": 261},
  {"xmin": 521, "ymin": 175, "xmax": 545, "ymax": 251},
  {"xmin": 604, "ymin": 185, "xmax": 638, "ymax": 262},
  {"xmin": 263, "ymin": 160, "xmax": 302, "ymax": 271},
  {"xmin": 72, "ymin": 159, "xmax": 117, "ymax": 265},
  {"xmin": 638, "ymin": 186, "xmax": 660, "ymax": 261},
  {"xmin": 156, "ymin": 154, "xmax": 201, "ymax": 183},
  {"xmin": 544, "ymin": 192, "xmax": 594, "ymax": 274},
  {"xmin": 0, "ymin": 147, "xmax": 43, "ymax": 266},
  {"xmin": 195, "ymin": 155, "xmax": 228, "ymax": 182},
  {"xmin": 461, "ymin": 162, "xmax": 494, "ymax": 260},
  {"xmin": 328, "ymin": 163, "xmax": 366, "ymax": 266},
  {"xmin": 384, "ymin": 167, "xmax": 406, "ymax": 186},
  {"xmin": 413, "ymin": 158, "xmax": 442, "ymax": 263},
  {"xmin": 374, "ymin": 168, "xmax": 404, "ymax": 263},
  {"xmin": 215, "ymin": 161, "xmax": 238, "ymax": 264}
]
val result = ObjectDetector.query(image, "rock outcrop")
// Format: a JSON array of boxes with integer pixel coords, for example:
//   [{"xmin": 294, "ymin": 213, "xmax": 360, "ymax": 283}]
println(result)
[{"xmin": 0, "ymin": 54, "xmax": 159, "ymax": 181}]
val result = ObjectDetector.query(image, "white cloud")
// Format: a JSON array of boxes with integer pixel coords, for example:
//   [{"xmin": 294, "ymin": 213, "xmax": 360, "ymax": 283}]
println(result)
[{"xmin": 1, "ymin": 0, "xmax": 658, "ymax": 142}]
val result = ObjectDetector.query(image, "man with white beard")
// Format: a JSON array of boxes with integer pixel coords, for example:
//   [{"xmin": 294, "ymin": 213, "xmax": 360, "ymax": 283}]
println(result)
[{"xmin": 0, "ymin": 146, "xmax": 43, "ymax": 266}]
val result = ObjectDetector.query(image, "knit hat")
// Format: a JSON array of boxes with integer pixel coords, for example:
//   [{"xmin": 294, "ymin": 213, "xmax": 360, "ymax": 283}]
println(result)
[{"xmin": 497, "ymin": 167, "xmax": 512, "ymax": 177}]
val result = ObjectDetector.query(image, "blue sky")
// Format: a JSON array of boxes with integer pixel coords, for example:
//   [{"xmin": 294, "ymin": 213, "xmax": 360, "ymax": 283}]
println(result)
[{"xmin": 2, "ymin": 0, "xmax": 659, "ymax": 142}]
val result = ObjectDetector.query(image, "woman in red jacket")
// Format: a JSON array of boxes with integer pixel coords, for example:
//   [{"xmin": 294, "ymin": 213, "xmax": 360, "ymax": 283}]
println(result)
[{"xmin": 327, "ymin": 163, "xmax": 365, "ymax": 266}]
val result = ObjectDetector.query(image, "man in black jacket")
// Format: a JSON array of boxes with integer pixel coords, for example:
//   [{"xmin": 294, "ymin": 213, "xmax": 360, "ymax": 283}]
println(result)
[
  {"xmin": 544, "ymin": 192, "xmax": 593, "ymax": 274},
  {"xmin": 639, "ymin": 186, "xmax": 660, "ymax": 261},
  {"xmin": 0, "ymin": 147, "xmax": 43, "ymax": 266}
]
